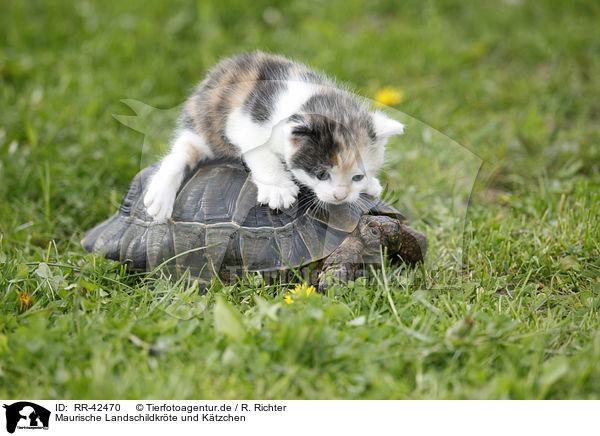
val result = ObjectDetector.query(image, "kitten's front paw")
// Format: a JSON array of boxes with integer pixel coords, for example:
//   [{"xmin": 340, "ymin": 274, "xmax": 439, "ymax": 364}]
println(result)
[
  {"xmin": 365, "ymin": 178, "xmax": 383, "ymax": 198},
  {"xmin": 255, "ymin": 180, "xmax": 299, "ymax": 210},
  {"xmin": 143, "ymin": 182, "xmax": 176, "ymax": 220}
]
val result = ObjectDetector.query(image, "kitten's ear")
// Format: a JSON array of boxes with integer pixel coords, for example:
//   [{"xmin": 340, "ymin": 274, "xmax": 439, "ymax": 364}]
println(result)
[
  {"xmin": 283, "ymin": 122, "xmax": 300, "ymax": 147},
  {"xmin": 371, "ymin": 111, "xmax": 405, "ymax": 140},
  {"xmin": 284, "ymin": 117, "xmax": 312, "ymax": 147}
]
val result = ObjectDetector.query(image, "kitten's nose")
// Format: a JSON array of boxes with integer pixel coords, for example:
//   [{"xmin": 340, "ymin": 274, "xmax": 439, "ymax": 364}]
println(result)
[{"xmin": 334, "ymin": 192, "xmax": 348, "ymax": 201}]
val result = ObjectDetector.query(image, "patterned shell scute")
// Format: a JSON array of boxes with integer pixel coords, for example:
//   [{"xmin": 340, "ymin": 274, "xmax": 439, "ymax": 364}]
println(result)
[{"xmin": 174, "ymin": 163, "xmax": 248, "ymax": 224}]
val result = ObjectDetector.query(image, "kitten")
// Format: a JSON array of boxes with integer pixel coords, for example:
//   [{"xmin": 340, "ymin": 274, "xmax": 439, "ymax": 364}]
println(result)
[{"xmin": 144, "ymin": 51, "xmax": 404, "ymax": 219}]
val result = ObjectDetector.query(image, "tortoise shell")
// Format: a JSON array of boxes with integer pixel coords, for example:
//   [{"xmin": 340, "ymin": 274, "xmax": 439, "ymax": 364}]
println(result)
[{"xmin": 81, "ymin": 158, "xmax": 405, "ymax": 280}]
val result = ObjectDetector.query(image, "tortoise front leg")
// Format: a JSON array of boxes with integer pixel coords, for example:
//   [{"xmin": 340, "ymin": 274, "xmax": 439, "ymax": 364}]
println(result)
[{"xmin": 317, "ymin": 235, "xmax": 365, "ymax": 293}]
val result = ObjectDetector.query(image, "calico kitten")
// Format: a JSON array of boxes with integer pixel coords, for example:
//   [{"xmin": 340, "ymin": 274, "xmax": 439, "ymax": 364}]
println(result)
[{"xmin": 144, "ymin": 51, "xmax": 404, "ymax": 219}]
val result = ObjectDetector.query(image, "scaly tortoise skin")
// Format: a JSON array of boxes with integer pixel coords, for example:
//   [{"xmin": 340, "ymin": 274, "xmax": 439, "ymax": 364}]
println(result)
[{"xmin": 81, "ymin": 158, "xmax": 428, "ymax": 291}]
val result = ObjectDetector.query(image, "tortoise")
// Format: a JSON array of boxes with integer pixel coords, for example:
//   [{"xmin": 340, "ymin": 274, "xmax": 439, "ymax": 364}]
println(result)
[{"xmin": 81, "ymin": 158, "xmax": 428, "ymax": 291}]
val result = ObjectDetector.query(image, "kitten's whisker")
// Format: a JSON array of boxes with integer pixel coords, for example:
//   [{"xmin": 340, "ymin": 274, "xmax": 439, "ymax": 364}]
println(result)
[
  {"xmin": 298, "ymin": 194, "xmax": 317, "ymax": 211},
  {"xmin": 304, "ymin": 197, "xmax": 320, "ymax": 216}
]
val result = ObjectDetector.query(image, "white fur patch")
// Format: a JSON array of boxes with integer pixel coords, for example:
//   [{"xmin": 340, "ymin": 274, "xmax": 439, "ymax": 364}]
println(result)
[
  {"xmin": 272, "ymin": 80, "xmax": 318, "ymax": 124},
  {"xmin": 225, "ymin": 108, "xmax": 273, "ymax": 153}
]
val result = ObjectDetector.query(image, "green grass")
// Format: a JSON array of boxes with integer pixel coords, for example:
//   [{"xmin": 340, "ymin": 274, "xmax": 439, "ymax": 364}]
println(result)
[{"xmin": 1, "ymin": 0, "xmax": 599, "ymax": 399}]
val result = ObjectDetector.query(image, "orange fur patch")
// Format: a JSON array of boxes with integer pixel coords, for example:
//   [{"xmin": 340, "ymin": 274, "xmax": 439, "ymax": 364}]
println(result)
[{"xmin": 336, "ymin": 146, "xmax": 365, "ymax": 173}]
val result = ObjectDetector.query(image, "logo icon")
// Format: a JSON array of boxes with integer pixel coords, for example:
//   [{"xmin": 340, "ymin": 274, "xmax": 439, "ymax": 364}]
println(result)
[{"xmin": 2, "ymin": 402, "xmax": 50, "ymax": 434}]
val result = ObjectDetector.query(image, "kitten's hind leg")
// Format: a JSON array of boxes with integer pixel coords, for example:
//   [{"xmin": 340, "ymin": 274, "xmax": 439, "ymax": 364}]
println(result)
[{"xmin": 144, "ymin": 130, "xmax": 214, "ymax": 220}]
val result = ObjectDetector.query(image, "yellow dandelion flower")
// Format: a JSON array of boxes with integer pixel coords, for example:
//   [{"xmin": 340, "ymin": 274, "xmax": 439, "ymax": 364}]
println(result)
[
  {"xmin": 305, "ymin": 285, "xmax": 315, "ymax": 297},
  {"xmin": 374, "ymin": 86, "xmax": 404, "ymax": 107},
  {"xmin": 292, "ymin": 283, "xmax": 316, "ymax": 296},
  {"xmin": 284, "ymin": 283, "xmax": 317, "ymax": 304},
  {"xmin": 16, "ymin": 290, "xmax": 32, "ymax": 310}
]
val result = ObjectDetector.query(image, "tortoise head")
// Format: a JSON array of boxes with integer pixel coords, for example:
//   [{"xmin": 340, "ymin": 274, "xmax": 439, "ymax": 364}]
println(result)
[{"xmin": 356, "ymin": 215, "xmax": 402, "ymax": 254}]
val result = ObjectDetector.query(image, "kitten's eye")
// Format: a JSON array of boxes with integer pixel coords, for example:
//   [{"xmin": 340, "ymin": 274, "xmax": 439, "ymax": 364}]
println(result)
[
  {"xmin": 352, "ymin": 174, "xmax": 365, "ymax": 182},
  {"xmin": 315, "ymin": 171, "xmax": 330, "ymax": 181}
]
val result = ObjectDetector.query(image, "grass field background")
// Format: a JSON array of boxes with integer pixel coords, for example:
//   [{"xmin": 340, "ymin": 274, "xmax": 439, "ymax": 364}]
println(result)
[{"xmin": 1, "ymin": 0, "xmax": 599, "ymax": 399}]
